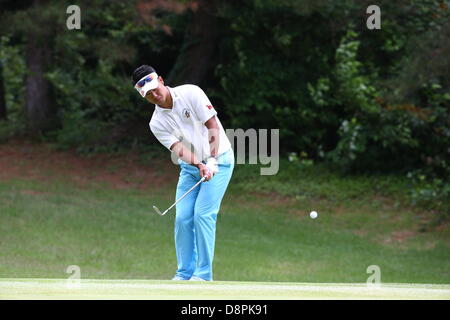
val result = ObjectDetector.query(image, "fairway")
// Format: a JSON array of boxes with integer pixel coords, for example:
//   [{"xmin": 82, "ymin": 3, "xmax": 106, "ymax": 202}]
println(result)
[{"xmin": 1, "ymin": 278, "xmax": 449, "ymax": 300}]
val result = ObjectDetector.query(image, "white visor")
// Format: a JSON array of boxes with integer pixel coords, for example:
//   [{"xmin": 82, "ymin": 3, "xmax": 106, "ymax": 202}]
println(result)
[{"xmin": 134, "ymin": 72, "xmax": 158, "ymax": 97}]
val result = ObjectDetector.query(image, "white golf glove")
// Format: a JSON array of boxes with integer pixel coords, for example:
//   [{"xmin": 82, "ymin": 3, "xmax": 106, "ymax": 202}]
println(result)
[{"xmin": 205, "ymin": 157, "xmax": 219, "ymax": 177}]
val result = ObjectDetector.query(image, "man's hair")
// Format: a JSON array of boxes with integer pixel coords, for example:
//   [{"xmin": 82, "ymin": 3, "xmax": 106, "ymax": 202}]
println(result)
[{"xmin": 132, "ymin": 65, "xmax": 156, "ymax": 86}]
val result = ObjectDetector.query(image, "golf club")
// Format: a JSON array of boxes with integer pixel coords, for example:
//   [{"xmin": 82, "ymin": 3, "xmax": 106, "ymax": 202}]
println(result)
[{"xmin": 153, "ymin": 176, "xmax": 207, "ymax": 216}]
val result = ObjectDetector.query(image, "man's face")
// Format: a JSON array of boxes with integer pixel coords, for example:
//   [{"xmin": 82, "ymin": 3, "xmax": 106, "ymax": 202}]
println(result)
[{"xmin": 144, "ymin": 76, "xmax": 168, "ymax": 105}]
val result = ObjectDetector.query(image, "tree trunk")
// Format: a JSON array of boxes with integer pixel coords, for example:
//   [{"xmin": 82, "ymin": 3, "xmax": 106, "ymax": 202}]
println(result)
[
  {"xmin": 167, "ymin": 0, "xmax": 219, "ymax": 86},
  {"xmin": 25, "ymin": 36, "xmax": 51, "ymax": 134},
  {"xmin": 0, "ymin": 63, "xmax": 6, "ymax": 120},
  {"xmin": 24, "ymin": 0, "xmax": 53, "ymax": 134}
]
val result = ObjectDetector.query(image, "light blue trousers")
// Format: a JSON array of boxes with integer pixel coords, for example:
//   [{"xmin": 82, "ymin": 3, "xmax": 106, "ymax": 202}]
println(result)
[{"xmin": 174, "ymin": 149, "xmax": 234, "ymax": 280}]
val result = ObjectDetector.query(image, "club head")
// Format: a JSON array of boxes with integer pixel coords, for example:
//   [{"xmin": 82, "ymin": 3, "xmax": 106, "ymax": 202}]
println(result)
[{"xmin": 152, "ymin": 205, "xmax": 165, "ymax": 216}]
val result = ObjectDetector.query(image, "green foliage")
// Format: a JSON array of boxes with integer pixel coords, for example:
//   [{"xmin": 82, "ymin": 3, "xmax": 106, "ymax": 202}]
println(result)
[
  {"xmin": 211, "ymin": 1, "xmax": 449, "ymax": 219},
  {"xmin": 213, "ymin": 0, "xmax": 340, "ymax": 156},
  {"xmin": 0, "ymin": 36, "xmax": 26, "ymax": 139},
  {"xmin": 49, "ymin": 107, "xmax": 107, "ymax": 151},
  {"xmin": 42, "ymin": 0, "xmax": 187, "ymax": 151},
  {"xmin": 45, "ymin": 57, "xmax": 135, "ymax": 150},
  {"xmin": 404, "ymin": 81, "xmax": 450, "ymax": 219},
  {"xmin": 1, "ymin": 0, "xmax": 449, "ymax": 218},
  {"xmin": 408, "ymin": 170, "xmax": 450, "ymax": 226}
]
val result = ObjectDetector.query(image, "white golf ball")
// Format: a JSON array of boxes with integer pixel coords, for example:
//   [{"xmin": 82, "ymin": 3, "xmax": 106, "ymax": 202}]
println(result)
[{"xmin": 310, "ymin": 211, "xmax": 318, "ymax": 219}]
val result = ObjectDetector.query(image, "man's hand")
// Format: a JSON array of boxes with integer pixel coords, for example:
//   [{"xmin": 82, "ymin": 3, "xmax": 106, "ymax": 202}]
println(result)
[
  {"xmin": 206, "ymin": 157, "xmax": 219, "ymax": 175},
  {"xmin": 196, "ymin": 157, "xmax": 218, "ymax": 182},
  {"xmin": 197, "ymin": 163, "xmax": 213, "ymax": 181}
]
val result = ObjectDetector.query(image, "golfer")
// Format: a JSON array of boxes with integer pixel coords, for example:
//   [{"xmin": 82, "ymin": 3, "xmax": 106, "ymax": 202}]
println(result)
[{"xmin": 132, "ymin": 65, "xmax": 234, "ymax": 281}]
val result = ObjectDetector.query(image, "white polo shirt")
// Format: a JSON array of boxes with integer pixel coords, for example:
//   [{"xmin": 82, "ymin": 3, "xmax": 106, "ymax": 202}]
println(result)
[{"xmin": 149, "ymin": 85, "xmax": 232, "ymax": 163}]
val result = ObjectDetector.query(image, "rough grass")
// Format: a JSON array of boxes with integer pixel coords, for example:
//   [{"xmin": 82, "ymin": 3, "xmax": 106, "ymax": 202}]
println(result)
[{"xmin": 0, "ymin": 142, "xmax": 449, "ymax": 286}]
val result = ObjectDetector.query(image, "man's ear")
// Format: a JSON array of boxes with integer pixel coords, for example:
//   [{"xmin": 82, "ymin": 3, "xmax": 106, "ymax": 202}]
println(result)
[{"xmin": 158, "ymin": 76, "xmax": 165, "ymax": 85}]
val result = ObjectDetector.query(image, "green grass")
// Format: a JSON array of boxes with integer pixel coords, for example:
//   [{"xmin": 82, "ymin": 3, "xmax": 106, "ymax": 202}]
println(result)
[
  {"xmin": 232, "ymin": 159, "xmax": 412, "ymax": 202},
  {"xmin": 0, "ymin": 154, "xmax": 449, "ymax": 286}
]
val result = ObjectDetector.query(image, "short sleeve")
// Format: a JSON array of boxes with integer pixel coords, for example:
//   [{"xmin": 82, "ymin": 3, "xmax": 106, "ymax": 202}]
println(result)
[
  {"xmin": 190, "ymin": 86, "xmax": 218, "ymax": 124},
  {"xmin": 149, "ymin": 122, "xmax": 179, "ymax": 151}
]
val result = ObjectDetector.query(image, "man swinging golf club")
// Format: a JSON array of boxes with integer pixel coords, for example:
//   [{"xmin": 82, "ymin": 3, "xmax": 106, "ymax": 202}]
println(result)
[{"xmin": 132, "ymin": 65, "xmax": 234, "ymax": 281}]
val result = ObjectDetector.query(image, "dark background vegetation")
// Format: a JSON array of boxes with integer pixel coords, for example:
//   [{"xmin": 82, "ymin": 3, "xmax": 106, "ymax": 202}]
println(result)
[{"xmin": 0, "ymin": 0, "xmax": 449, "ymax": 220}]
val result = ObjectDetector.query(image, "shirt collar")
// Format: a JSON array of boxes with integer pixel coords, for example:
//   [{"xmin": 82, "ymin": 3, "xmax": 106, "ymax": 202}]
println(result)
[
  {"xmin": 155, "ymin": 86, "xmax": 178, "ymax": 112},
  {"xmin": 167, "ymin": 86, "xmax": 179, "ymax": 101}
]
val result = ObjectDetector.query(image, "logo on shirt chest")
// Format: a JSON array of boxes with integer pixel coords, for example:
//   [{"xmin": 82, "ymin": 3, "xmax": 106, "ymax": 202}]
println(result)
[{"xmin": 182, "ymin": 108, "xmax": 191, "ymax": 119}]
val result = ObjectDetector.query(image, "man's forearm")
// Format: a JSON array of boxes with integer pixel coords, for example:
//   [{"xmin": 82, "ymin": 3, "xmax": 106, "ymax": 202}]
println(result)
[
  {"xmin": 205, "ymin": 116, "xmax": 220, "ymax": 159},
  {"xmin": 208, "ymin": 128, "xmax": 219, "ymax": 158},
  {"xmin": 171, "ymin": 141, "xmax": 202, "ymax": 167}
]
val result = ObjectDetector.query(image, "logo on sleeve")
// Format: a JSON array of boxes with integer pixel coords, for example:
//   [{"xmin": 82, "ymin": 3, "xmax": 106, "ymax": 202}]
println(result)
[{"xmin": 206, "ymin": 105, "xmax": 214, "ymax": 110}]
